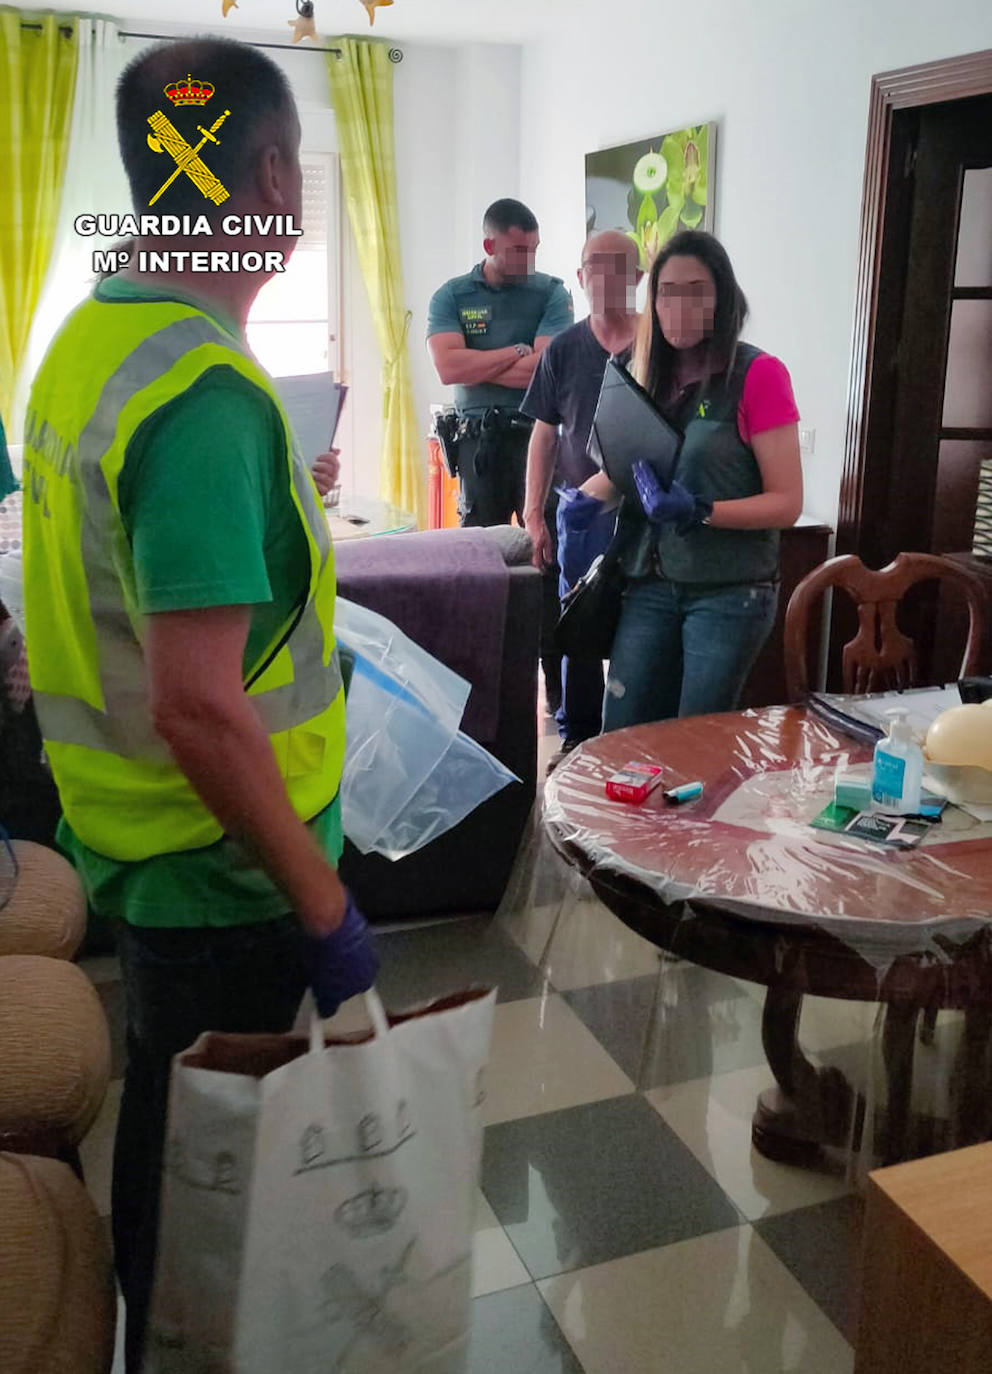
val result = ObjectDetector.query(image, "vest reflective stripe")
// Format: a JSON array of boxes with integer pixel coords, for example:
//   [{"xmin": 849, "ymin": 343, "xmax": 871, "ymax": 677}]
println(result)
[
  {"xmin": 77, "ymin": 320, "xmax": 230, "ymax": 723},
  {"xmin": 32, "ymin": 610, "xmax": 340, "ymax": 756},
  {"xmin": 24, "ymin": 295, "xmax": 344, "ymax": 861},
  {"xmin": 253, "ymin": 606, "xmax": 341, "ymax": 728},
  {"xmin": 36, "ymin": 313, "xmax": 341, "ymax": 755}
]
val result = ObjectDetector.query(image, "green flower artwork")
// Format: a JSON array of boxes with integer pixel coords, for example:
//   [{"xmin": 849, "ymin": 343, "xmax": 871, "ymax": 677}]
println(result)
[{"xmin": 585, "ymin": 123, "xmax": 716, "ymax": 267}]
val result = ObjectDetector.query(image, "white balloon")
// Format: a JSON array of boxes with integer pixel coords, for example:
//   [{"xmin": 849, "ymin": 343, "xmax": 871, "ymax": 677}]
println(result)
[{"xmin": 925, "ymin": 704, "xmax": 992, "ymax": 769}]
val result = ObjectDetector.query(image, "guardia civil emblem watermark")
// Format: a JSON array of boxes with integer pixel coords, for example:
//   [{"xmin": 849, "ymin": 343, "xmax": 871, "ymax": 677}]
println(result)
[
  {"xmin": 76, "ymin": 72, "xmax": 304, "ymax": 276},
  {"xmin": 146, "ymin": 74, "xmax": 230, "ymax": 208}
]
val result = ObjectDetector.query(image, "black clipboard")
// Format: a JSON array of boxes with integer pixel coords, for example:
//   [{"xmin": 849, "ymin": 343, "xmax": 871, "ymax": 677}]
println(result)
[{"xmin": 587, "ymin": 357, "xmax": 683, "ymax": 495}]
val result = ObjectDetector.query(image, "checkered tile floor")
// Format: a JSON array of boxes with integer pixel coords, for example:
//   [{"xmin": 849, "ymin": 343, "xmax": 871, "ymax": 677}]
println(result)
[{"xmin": 78, "ymin": 724, "xmax": 866, "ymax": 1373}]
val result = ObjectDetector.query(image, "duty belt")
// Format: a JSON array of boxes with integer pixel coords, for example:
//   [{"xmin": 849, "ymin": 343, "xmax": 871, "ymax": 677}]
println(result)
[{"xmin": 434, "ymin": 407, "xmax": 533, "ymax": 477}]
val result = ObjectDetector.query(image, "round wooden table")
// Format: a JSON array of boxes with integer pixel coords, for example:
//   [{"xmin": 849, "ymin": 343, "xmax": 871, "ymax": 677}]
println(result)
[{"xmin": 543, "ymin": 706, "xmax": 992, "ymax": 1165}]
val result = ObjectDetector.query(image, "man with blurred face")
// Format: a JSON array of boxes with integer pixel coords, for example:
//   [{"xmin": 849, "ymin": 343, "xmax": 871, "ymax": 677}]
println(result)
[
  {"xmin": 521, "ymin": 230, "xmax": 643, "ymax": 769},
  {"xmin": 427, "ymin": 197, "xmax": 573, "ymax": 709},
  {"xmin": 22, "ymin": 36, "xmax": 378, "ymax": 1369}
]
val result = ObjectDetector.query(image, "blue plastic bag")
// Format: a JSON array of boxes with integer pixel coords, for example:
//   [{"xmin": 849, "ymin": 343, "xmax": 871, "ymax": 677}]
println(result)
[{"xmin": 555, "ymin": 487, "xmax": 617, "ymax": 598}]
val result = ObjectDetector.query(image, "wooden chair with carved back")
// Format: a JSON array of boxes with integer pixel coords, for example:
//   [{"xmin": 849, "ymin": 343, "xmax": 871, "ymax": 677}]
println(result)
[
  {"xmin": 782, "ymin": 553, "xmax": 988, "ymax": 1064},
  {"xmin": 784, "ymin": 552, "xmax": 988, "ymax": 703}
]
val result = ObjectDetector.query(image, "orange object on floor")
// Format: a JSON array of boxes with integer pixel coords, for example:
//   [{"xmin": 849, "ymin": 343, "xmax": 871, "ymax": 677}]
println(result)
[{"xmin": 427, "ymin": 437, "xmax": 460, "ymax": 529}]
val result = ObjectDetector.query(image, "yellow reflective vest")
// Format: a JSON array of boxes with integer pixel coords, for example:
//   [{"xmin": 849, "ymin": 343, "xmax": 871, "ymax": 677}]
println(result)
[{"xmin": 22, "ymin": 294, "xmax": 345, "ymax": 862}]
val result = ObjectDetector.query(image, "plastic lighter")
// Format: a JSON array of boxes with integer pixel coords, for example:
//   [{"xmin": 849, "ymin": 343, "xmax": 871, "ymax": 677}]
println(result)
[{"xmin": 663, "ymin": 781, "xmax": 704, "ymax": 805}]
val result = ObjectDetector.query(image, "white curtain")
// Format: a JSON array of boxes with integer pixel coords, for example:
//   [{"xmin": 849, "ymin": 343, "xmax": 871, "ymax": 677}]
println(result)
[{"xmin": 12, "ymin": 17, "xmax": 129, "ymax": 447}]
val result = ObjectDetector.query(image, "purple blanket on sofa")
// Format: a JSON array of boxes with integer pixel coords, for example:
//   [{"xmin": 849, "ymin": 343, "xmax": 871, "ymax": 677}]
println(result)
[{"xmin": 333, "ymin": 528, "xmax": 509, "ymax": 743}]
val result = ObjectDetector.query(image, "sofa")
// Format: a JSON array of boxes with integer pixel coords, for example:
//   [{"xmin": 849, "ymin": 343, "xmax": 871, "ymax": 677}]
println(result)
[{"xmin": 335, "ymin": 525, "xmax": 541, "ymax": 921}]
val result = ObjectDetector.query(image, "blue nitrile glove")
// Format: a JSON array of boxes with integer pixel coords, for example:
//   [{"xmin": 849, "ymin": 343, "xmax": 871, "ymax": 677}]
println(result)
[
  {"xmin": 632, "ymin": 461, "xmax": 712, "ymax": 531},
  {"xmin": 302, "ymin": 891, "xmax": 379, "ymax": 1016}
]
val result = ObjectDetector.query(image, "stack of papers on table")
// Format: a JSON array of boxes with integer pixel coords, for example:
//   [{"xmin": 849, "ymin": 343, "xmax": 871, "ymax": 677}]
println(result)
[{"xmin": 807, "ymin": 684, "xmax": 961, "ymax": 744}]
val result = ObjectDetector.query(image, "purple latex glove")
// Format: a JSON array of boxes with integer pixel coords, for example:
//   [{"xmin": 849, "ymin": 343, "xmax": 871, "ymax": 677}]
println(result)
[
  {"xmin": 302, "ymin": 891, "xmax": 379, "ymax": 1016},
  {"xmin": 632, "ymin": 461, "xmax": 698, "ymax": 525}
]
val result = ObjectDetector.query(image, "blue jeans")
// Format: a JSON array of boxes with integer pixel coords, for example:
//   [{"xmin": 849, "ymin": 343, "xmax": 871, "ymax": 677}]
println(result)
[
  {"xmin": 603, "ymin": 576, "xmax": 778, "ymax": 731},
  {"xmin": 555, "ymin": 489, "xmax": 617, "ymax": 742}
]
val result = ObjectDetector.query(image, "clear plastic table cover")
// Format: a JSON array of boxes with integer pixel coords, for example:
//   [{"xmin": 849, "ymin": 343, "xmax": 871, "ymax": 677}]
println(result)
[
  {"xmin": 542, "ymin": 706, "xmax": 992, "ymax": 975},
  {"xmin": 0, "ymin": 494, "xmax": 24, "ymax": 632},
  {"xmin": 0, "ymin": 491, "xmax": 21, "ymax": 558},
  {"xmin": 521, "ymin": 708, "xmax": 992, "ymax": 1174}
]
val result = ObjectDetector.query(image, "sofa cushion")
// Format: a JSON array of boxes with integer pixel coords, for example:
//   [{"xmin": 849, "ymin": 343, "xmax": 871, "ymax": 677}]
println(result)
[{"xmin": 484, "ymin": 523, "xmax": 533, "ymax": 567}]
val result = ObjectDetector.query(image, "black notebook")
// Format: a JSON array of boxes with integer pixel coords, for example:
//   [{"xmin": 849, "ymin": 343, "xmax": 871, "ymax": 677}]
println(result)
[{"xmin": 587, "ymin": 357, "xmax": 684, "ymax": 496}]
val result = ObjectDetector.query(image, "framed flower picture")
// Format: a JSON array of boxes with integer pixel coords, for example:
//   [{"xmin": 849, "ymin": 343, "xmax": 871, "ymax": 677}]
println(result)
[{"xmin": 585, "ymin": 124, "xmax": 717, "ymax": 266}]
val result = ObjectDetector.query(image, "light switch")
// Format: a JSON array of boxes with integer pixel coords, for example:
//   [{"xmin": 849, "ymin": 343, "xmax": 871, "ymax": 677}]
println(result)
[{"xmin": 799, "ymin": 426, "xmax": 816, "ymax": 453}]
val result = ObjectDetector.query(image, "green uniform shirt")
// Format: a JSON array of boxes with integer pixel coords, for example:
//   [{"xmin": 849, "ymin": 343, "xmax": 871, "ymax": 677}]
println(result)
[
  {"xmin": 426, "ymin": 262, "xmax": 573, "ymax": 412},
  {"xmin": 57, "ymin": 277, "xmax": 342, "ymax": 928}
]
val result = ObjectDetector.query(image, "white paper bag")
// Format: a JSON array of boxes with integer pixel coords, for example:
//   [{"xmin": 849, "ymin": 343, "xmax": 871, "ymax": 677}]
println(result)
[{"xmin": 146, "ymin": 987, "xmax": 495, "ymax": 1374}]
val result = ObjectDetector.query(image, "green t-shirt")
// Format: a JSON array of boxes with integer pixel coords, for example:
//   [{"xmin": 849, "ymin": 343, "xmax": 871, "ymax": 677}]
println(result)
[
  {"xmin": 57, "ymin": 277, "xmax": 342, "ymax": 928},
  {"xmin": 426, "ymin": 263, "xmax": 573, "ymax": 412}
]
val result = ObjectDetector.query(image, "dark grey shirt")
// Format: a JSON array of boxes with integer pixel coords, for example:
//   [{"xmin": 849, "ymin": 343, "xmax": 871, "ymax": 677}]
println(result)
[{"xmin": 520, "ymin": 318, "xmax": 631, "ymax": 487}]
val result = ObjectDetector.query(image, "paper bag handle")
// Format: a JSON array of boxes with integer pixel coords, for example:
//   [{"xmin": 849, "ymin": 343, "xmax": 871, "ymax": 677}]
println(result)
[{"xmin": 309, "ymin": 987, "xmax": 389, "ymax": 1054}]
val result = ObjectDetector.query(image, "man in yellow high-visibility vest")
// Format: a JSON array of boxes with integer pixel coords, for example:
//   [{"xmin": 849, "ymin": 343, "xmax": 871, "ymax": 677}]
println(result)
[{"xmin": 22, "ymin": 37, "xmax": 376, "ymax": 1371}]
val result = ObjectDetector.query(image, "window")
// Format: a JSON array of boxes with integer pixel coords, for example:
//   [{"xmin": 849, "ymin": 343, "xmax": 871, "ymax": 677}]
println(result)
[{"xmin": 246, "ymin": 154, "xmax": 339, "ymax": 378}]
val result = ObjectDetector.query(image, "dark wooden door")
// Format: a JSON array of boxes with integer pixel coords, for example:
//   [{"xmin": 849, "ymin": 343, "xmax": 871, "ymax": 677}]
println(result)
[
  {"xmin": 895, "ymin": 97, "xmax": 992, "ymax": 680},
  {"xmin": 833, "ymin": 92, "xmax": 992, "ymax": 685},
  {"xmin": 891, "ymin": 96, "xmax": 992, "ymax": 562}
]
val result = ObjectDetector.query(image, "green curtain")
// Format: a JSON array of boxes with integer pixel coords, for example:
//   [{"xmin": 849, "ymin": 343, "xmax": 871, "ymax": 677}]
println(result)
[
  {"xmin": 327, "ymin": 38, "xmax": 424, "ymax": 526},
  {"xmin": 0, "ymin": 9, "xmax": 78, "ymax": 430}
]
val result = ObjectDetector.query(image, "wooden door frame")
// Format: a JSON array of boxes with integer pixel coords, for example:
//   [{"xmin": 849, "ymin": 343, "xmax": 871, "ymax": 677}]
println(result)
[{"xmin": 837, "ymin": 48, "xmax": 992, "ymax": 561}]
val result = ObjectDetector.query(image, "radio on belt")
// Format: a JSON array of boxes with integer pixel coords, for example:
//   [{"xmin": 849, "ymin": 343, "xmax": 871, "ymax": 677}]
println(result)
[{"xmin": 605, "ymin": 763, "xmax": 665, "ymax": 804}]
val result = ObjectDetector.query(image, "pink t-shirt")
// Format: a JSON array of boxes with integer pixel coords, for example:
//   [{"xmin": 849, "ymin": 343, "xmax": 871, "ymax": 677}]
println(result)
[{"xmin": 737, "ymin": 353, "xmax": 800, "ymax": 445}]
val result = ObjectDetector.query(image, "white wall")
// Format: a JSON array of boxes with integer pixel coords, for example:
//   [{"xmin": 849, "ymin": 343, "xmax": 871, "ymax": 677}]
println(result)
[
  {"xmin": 452, "ymin": 44, "xmax": 523, "ymax": 265},
  {"xmin": 519, "ymin": 0, "xmax": 992, "ymax": 527}
]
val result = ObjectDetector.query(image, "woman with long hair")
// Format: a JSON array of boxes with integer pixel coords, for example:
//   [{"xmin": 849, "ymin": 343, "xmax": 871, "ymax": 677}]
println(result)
[{"xmin": 584, "ymin": 229, "xmax": 802, "ymax": 729}]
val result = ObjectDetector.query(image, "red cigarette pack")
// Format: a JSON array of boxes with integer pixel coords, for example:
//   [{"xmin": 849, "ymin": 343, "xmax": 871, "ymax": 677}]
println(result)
[{"xmin": 605, "ymin": 762, "xmax": 665, "ymax": 804}]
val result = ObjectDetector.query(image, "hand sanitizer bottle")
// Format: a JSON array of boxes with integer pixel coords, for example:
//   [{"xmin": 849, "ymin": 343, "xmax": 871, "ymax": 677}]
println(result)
[{"xmin": 872, "ymin": 708, "xmax": 924, "ymax": 815}]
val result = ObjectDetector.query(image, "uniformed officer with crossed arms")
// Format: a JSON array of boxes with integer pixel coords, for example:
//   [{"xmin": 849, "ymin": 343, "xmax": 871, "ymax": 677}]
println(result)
[
  {"xmin": 427, "ymin": 199, "xmax": 573, "ymax": 706},
  {"xmin": 427, "ymin": 198, "xmax": 572, "ymax": 526}
]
